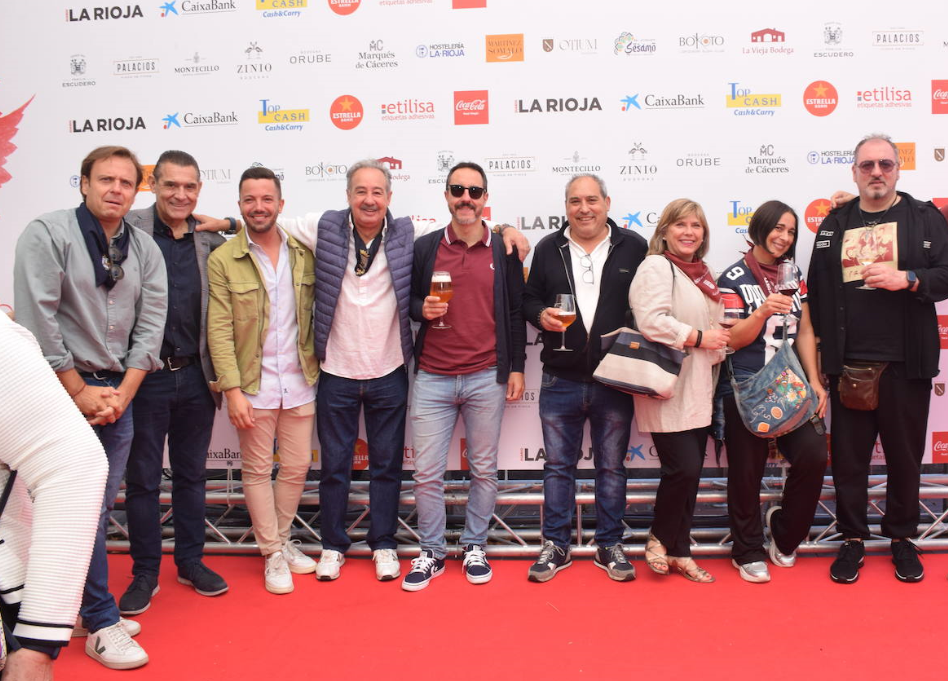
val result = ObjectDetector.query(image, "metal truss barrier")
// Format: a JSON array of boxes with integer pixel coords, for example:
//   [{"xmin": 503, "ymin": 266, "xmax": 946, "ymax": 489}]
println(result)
[{"xmin": 108, "ymin": 474, "xmax": 948, "ymax": 558}]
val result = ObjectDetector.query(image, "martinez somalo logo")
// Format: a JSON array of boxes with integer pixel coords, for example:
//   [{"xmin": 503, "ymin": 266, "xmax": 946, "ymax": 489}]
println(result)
[{"xmin": 485, "ymin": 34, "xmax": 524, "ymax": 62}]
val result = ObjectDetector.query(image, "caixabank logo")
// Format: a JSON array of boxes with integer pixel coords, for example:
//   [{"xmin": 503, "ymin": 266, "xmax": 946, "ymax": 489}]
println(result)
[
  {"xmin": 69, "ymin": 115, "xmax": 146, "ymax": 133},
  {"xmin": 162, "ymin": 109, "xmax": 238, "ymax": 129},
  {"xmin": 159, "ymin": 0, "xmax": 237, "ymax": 16},
  {"xmin": 256, "ymin": 0, "xmax": 306, "ymax": 18},
  {"xmin": 726, "ymin": 82, "xmax": 780, "ymax": 117},
  {"xmin": 258, "ymin": 99, "xmax": 309, "ymax": 131},
  {"xmin": 67, "ymin": 4, "xmax": 144, "ymax": 21},
  {"xmin": 0, "ymin": 95, "xmax": 33, "ymax": 190}
]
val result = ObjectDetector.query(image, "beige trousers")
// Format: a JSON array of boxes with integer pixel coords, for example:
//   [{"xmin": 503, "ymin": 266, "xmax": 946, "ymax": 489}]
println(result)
[{"xmin": 237, "ymin": 401, "xmax": 315, "ymax": 555}]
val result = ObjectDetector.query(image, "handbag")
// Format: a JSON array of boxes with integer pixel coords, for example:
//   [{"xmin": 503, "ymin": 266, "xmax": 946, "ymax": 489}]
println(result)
[
  {"xmin": 593, "ymin": 327, "xmax": 687, "ymax": 399},
  {"xmin": 838, "ymin": 361, "xmax": 888, "ymax": 411},
  {"xmin": 729, "ymin": 318, "xmax": 816, "ymax": 438}
]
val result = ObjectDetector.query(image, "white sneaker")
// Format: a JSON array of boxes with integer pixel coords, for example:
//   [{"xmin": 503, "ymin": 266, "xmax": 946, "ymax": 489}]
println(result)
[
  {"xmin": 264, "ymin": 551, "xmax": 294, "ymax": 594},
  {"xmin": 732, "ymin": 559, "xmax": 771, "ymax": 583},
  {"xmin": 316, "ymin": 549, "xmax": 345, "ymax": 581},
  {"xmin": 85, "ymin": 621, "xmax": 149, "ymax": 670},
  {"xmin": 765, "ymin": 505, "xmax": 797, "ymax": 567},
  {"xmin": 73, "ymin": 617, "xmax": 141, "ymax": 638},
  {"xmin": 373, "ymin": 548, "xmax": 401, "ymax": 581},
  {"xmin": 282, "ymin": 539, "xmax": 317, "ymax": 574}
]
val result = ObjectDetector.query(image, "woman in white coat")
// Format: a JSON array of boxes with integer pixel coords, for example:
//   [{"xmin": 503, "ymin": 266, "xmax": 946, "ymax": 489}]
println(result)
[{"xmin": 629, "ymin": 199, "xmax": 729, "ymax": 582}]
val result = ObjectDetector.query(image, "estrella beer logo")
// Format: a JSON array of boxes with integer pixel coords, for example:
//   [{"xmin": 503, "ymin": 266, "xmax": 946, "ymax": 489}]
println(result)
[
  {"xmin": 353, "ymin": 438, "xmax": 369, "ymax": 470},
  {"xmin": 803, "ymin": 80, "xmax": 838, "ymax": 116},
  {"xmin": 327, "ymin": 0, "xmax": 359, "ymax": 15},
  {"xmin": 329, "ymin": 95, "xmax": 363, "ymax": 130},
  {"xmin": 805, "ymin": 198, "xmax": 832, "ymax": 234}
]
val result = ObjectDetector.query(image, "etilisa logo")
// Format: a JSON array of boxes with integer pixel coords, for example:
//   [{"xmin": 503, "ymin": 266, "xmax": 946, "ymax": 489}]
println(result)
[
  {"xmin": 856, "ymin": 85, "xmax": 912, "ymax": 109},
  {"xmin": 726, "ymin": 82, "xmax": 781, "ymax": 117},
  {"xmin": 517, "ymin": 96, "xmax": 602, "ymax": 113},
  {"xmin": 357, "ymin": 40, "xmax": 398, "ymax": 69},
  {"xmin": 175, "ymin": 52, "xmax": 220, "ymax": 76},
  {"xmin": 64, "ymin": 54, "xmax": 96, "ymax": 88},
  {"xmin": 620, "ymin": 91, "xmax": 704, "ymax": 112},
  {"xmin": 258, "ymin": 99, "xmax": 309, "ymax": 132},
  {"xmin": 69, "ymin": 116, "xmax": 146, "ymax": 133},
  {"xmin": 872, "ymin": 29, "xmax": 923, "ymax": 49},
  {"xmin": 932, "ymin": 431, "xmax": 948, "ymax": 463},
  {"xmin": 551, "ymin": 151, "xmax": 601, "ymax": 176},
  {"xmin": 745, "ymin": 28, "xmax": 793, "ymax": 55},
  {"xmin": 416, "ymin": 42, "xmax": 465, "ymax": 59},
  {"xmin": 256, "ymin": 0, "xmax": 306, "ymax": 18},
  {"xmin": 162, "ymin": 109, "xmax": 238, "ymax": 129},
  {"xmin": 485, "ymin": 34, "xmax": 524, "ymax": 62},
  {"xmin": 814, "ymin": 21, "xmax": 854, "ymax": 58},
  {"xmin": 379, "ymin": 98, "xmax": 435, "ymax": 122},
  {"xmin": 238, "ymin": 42, "xmax": 273, "ymax": 79},
  {"xmin": 727, "ymin": 200, "xmax": 755, "ymax": 233},
  {"xmin": 619, "ymin": 142, "xmax": 657, "ymax": 182},
  {"xmin": 113, "ymin": 57, "xmax": 159, "ymax": 78},
  {"xmin": 159, "ymin": 0, "xmax": 237, "ymax": 16},
  {"xmin": 67, "ymin": 4, "xmax": 144, "ymax": 21},
  {"xmin": 678, "ymin": 31, "xmax": 724, "ymax": 53},
  {"xmin": 305, "ymin": 161, "xmax": 347, "ymax": 182},
  {"xmin": 541, "ymin": 37, "xmax": 598, "ymax": 55},
  {"xmin": 932, "ymin": 81, "xmax": 948, "ymax": 114},
  {"xmin": 454, "ymin": 90, "xmax": 488, "ymax": 125},
  {"xmin": 614, "ymin": 32, "xmax": 656, "ymax": 55}
]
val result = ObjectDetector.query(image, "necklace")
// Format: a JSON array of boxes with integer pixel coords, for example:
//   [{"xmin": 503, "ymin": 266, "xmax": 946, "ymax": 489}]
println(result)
[{"xmin": 859, "ymin": 193, "xmax": 900, "ymax": 228}]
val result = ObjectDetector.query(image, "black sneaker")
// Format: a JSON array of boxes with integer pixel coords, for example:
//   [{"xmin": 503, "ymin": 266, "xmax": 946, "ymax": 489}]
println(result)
[
  {"xmin": 177, "ymin": 561, "xmax": 229, "ymax": 596},
  {"xmin": 594, "ymin": 544, "xmax": 636, "ymax": 582},
  {"xmin": 401, "ymin": 550, "xmax": 445, "ymax": 592},
  {"xmin": 528, "ymin": 540, "xmax": 572, "ymax": 582},
  {"xmin": 462, "ymin": 544, "xmax": 492, "ymax": 585},
  {"xmin": 118, "ymin": 573, "xmax": 160, "ymax": 615},
  {"xmin": 830, "ymin": 540, "xmax": 865, "ymax": 584},
  {"xmin": 891, "ymin": 539, "xmax": 924, "ymax": 582}
]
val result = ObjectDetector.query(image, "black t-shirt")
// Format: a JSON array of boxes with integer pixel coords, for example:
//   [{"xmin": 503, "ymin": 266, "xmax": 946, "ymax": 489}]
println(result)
[{"xmin": 841, "ymin": 198, "xmax": 907, "ymax": 361}]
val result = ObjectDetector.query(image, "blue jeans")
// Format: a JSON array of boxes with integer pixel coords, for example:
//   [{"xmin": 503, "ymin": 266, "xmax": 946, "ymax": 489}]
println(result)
[
  {"xmin": 410, "ymin": 368, "xmax": 507, "ymax": 559},
  {"xmin": 538, "ymin": 372, "xmax": 633, "ymax": 548},
  {"xmin": 126, "ymin": 362, "xmax": 215, "ymax": 575},
  {"xmin": 82, "ymin": 372, "xmax": 133, "ymax": 633},
  {"xmin": 317, "ymin": 367, "xmax": 408, "ymax": 552}
]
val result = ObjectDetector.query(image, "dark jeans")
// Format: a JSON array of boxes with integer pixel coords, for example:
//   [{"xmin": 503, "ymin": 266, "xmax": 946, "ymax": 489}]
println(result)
[
  {"xmin": 126, "ymin": 362, "xmax": 215, "ymax": 574},
  {"xmin": 651, "ymin": 428, "xmax": 709, "ymax": 557},
  {"xmin": 829, "ymin": 362, "xmax": 930, "ymax": 539},
  {"xmin": 723, "ymin": 394, "xmax": 827, "ymax": 563},
  {"xmin": 538, "ymin": 372, "xmax": 633, "ymax": 548},
  {"xmin": 316, "ymin": 367, "xmax": 407, "ymax": 553},
  {"xmin": 82, "ymin": 372, "xmax": 132, "ymax": 633}
]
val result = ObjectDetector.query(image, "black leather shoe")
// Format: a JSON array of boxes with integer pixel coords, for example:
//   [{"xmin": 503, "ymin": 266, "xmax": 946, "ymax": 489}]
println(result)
[
  {"xmin": 177, "ymin": 561, "xmax": 229, "ymax": 596},
  {"xmin": 118, "ymin": 573, "xmax": 160, "ymax": 615}
]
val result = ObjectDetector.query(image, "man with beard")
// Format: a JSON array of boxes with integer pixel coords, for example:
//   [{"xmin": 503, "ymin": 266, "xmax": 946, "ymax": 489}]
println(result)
[{"xmin": 207, "ymin": 166, "xmax": 318, "ymax": 594}]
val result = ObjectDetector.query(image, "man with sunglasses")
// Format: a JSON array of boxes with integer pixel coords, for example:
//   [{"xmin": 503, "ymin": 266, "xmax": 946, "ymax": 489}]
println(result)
[
  {"xmin": 13, "ymin": 145, "xmax": 166, "ymax": 670},
  {"xmin": 808, "ymin": 133, "xmax": 948, "ymax": 584},
  {"xmin": 522, "ymin": 174, "xmax": 647, "ymax": 583},
  {"xmin": 401, "ymin": 162, "xmax": 526, "ymax": 591},
  {"xmin": 118, "ymin": 150, "xmax": 229, "ymax": 617}
]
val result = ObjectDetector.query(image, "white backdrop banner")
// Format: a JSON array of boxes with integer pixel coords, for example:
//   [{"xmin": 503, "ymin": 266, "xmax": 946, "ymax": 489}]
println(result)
[{"xmin": 1, "ymin": 1, "xmax": 947, "ymax": 469}]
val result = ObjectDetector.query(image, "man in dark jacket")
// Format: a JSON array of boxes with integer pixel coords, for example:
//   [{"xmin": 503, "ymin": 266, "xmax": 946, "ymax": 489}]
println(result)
[
  {"xmin": 808, "ymin": 133, "xmax": 948, "ymax": 584},
  {"xmin": 522, "ymin": 174, "xmax": 647, "ymax": 583},
  {"xmin": 401, "ymin": 162, "xmax": 526, "ymax": 591}
]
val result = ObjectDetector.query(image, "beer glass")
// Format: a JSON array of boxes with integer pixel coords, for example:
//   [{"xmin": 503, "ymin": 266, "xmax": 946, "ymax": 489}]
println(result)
[
  {"xmin": 430, "ymin": 270, "xmax": 453, "ymax": 329},
  {"xmin": 553, "ymin": 293, "xmax": 576, "ymax": 351}
]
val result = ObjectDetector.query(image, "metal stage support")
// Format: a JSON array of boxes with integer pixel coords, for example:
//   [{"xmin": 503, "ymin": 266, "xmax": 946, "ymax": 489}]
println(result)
[{"xmin": 107, "ymin": 473, "xmax": 948, "ymax": 558}]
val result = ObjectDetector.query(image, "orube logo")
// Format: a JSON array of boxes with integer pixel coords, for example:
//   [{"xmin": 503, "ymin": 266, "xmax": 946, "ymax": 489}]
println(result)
[
  {"xmin": 327, "ymin": 0, "xmax": 359, "ymax": 15},
  {"xmin": 932, "ymin": 80, "xmax": 948, "ymax": 114},
  {"xmin": 803, "ymin": 81, "xmax": 838, "ymax": 116},
  {"xmin": 932, "ymin": 431, "xmax": 948, "ymax": 463},
  {"xmin": 805, "ymin": 198, "xmax": 832, "ymax": 234},
  {"xmin": 938, "ymin": 315, "xmax": 948, "ymax": 349},
  {"xmin": 329, "ymin": 95, "xmax": 363, "ymax": 130},
  {"xmin": 454, "ymin": 90, "xmax": 488, "ymax": 125},
  {"xmin": 485, "ymin": 34, "xmax": 524, "ymax": 62}
]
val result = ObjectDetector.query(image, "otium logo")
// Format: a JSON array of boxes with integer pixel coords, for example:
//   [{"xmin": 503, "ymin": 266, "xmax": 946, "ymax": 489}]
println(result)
[
  {"xmin": 329, "ymin": 95, "xmax": 363, "ymax": 130},
  {"xmin": 454, "ymin": 91, "xmax": 488, "ymax": 125},
  {"xmin": 803, "ymin": 81, "xmax": 838, "ymax": 116},
  {"xmin": 726, "ymin": 82, "xmax": 780, "ymax": 117},
  {"xmin": 328, "ymin": 0, "xmax": 360, "ymax": 15},
  {"xmin": 804, "ymin": 199, "xmax": 832, "ymax": 234},
  {"xmin": 932, "ymin": 81, "xmax": 948, "ymax": 114},
  {"xmin": 258, "ymin": 99, "xmax": 309, "ymax": 132}
]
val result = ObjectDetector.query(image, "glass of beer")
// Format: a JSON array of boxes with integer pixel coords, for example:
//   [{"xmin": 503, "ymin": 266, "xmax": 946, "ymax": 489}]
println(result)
[
  {"xmin": 553, "ymin": 293, "xmax": 576, "ymax": 351},
  {"xmin": 430, "ymin": 270, "xmax": 453, "ymax": 329}
]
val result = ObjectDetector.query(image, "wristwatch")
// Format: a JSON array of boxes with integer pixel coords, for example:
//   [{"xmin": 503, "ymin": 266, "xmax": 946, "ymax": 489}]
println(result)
[{"xmin": 906, "ymin": 270, "xmax": 918, "ymax": 289}]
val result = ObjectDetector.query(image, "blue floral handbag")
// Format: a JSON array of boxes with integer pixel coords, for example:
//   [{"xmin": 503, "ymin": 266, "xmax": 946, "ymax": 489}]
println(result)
[{"xmin": 728, "ymin": 319, "xmax": 816, "ymax": 438}]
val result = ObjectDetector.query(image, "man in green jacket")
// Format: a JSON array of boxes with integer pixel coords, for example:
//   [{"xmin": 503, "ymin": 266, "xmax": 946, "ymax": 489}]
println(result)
[{"xmin": 207, "ymin": 166, "xmax": 318, "ymax": 595}]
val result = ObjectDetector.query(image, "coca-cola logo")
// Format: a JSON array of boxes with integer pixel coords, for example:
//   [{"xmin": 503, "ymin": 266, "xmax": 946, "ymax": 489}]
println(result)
[
  {"xmin": 933, "ymin": 80, "xmax": 948, "ymax": 114},
  {"xmin": 932, "ymin": 432, "xmax": 948, "ymax": 462},
  {"xmin": 454, "ymin": 89, "xmax": 489, "ymax": 125},
  {"xmin": 934, "ymin": 89, "xmax": 948, "ymax": 99},
  {"xmin": 938, "ymin": 315, "xmax": 948, "ymax": 348}
]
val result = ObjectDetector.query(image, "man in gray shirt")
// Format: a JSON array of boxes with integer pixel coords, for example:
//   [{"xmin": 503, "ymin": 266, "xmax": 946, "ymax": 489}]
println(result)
[{"xmin": 14, "ymin": 145, "xmax": 167, "ymax": 671}]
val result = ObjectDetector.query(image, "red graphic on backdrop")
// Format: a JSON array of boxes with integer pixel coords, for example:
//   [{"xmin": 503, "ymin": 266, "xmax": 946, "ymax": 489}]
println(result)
[
  {"xmin": 328, "ymin": 0, "xmax": 360, "ymax": 15},
  {"xmin": 805, "ymin": 198, "xmax": 832, "ymax": 233},
  {"xmin": 454, "ymin": 90, "xmax": 489, "ymax": 125},
  {"xmin": 932, "ymin": 432, "xmax": 948, "ymax": 463},
  {"xmin": 0, "ymin": 95, "xmax": 34, "ymax": 190}
]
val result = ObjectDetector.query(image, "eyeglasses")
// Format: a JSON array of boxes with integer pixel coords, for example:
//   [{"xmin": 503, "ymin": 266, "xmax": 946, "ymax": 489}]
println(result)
[
  {"xmin": 107, "ymin": 244, "xmax": 125, "ymax": 283},
  {"xmin": 856, "ymin": 159, "xmax": 898, "ymax": 174},
  {"xmin": 580, "ymin": 254, "xmax": 594, "ymax": 284},
  {"xmin": 447, "ymin": 184, "xmax": 485, "ymax": 200}
]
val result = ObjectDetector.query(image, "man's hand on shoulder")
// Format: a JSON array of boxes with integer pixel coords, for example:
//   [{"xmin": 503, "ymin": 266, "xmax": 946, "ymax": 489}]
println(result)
[{"xmin": 499, "ymin": 224, "xmax": 531, "ymax": 261}]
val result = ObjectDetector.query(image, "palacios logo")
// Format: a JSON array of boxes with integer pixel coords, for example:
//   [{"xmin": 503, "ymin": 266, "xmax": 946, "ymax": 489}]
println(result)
[
  {"xmin": 0, "ymin": 95, "xmax": 33, "ymax": 190},
  {"xmin": 804, "ymin": 199, "xmax": 832, "ymax": 234},
  {"xmin": 803, "ymin": 81, "xmax": 838, "ymax": 116},
  {"xmin": 485, "ymin": 34, "xmax": 524, "ymax": 62},
  {"xmin": 329, "ymin": 95, "xmax": 363, "ymax": 130},
  {"xmin": 327, "ymin": 0, "xmax": 360, "ymax": 15}
]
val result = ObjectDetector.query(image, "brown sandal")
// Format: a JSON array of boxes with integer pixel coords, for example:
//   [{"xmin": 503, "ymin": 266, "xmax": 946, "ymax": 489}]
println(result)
[
  {"xmin": 645, "ymin": 533, "xmax": 669, "ymax": 575},
  {"xmin": 668, "ymin": 557, "xmax": 715, "ymax": 583}
]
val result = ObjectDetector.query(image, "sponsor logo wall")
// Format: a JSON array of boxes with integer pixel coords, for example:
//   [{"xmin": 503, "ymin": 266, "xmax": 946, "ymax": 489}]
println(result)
[{"xmin": 1, "ymin": 1, "xmax": 947, "ymax": 468}]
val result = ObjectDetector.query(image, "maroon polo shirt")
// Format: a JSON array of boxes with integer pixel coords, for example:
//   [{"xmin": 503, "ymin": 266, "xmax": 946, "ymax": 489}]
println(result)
[{"xmin": 419, "ymin": 223, "xmax": 497, "ymax": 375}]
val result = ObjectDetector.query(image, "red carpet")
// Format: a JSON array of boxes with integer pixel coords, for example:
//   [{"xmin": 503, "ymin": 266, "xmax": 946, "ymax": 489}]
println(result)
[{"xmin": 57, "ymin": 551, "xmax": 947, "ymax": 680}]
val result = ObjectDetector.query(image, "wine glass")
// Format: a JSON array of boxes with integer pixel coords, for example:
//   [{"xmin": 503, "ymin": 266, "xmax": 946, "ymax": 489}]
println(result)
[
  {"xmin": 430, "ymin": 271, "xmax": 453, "ymax": 329},
  {"xmin": 776, "ymin": 262, "xmax": 799, "ymax": 320},
  {"xmin": 553, "ymin": 294, "xmax": 576, "ymax": 352},
  {"xmin": 719, "ymin": 291, "xmax": 743, "ymax": 356},
  {"xmin": 856, "ymin": 227, "xmax": 878, "ymax": 290}
]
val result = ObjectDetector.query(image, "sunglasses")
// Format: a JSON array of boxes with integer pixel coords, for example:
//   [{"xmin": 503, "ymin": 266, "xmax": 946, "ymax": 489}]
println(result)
[
  {"xmin": 447, "ymin": 184, "xmax": 485, "ymax": 200},
  {"xmin": 856, "ymin": 159, "xmax": 898, "ymax": 174},
  {"xmin": 107, "ymin": 244, "xmax": 125, "ymax": 283}
]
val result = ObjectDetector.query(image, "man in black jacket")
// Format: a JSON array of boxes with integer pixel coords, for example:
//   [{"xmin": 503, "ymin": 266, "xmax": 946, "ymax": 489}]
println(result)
[
  {"xmin": 522, "ymin": 174, "xmax": 647, "ymax": 582},
  {"xmin": 808, "ymin": 133, "xmax": 948, "ymax": 584}
]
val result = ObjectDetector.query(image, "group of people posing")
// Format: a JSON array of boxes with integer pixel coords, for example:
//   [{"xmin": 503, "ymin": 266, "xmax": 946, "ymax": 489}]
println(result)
[{"xmin": 3, "ymin": 132, "xmax": 948, "ymax": 675}]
